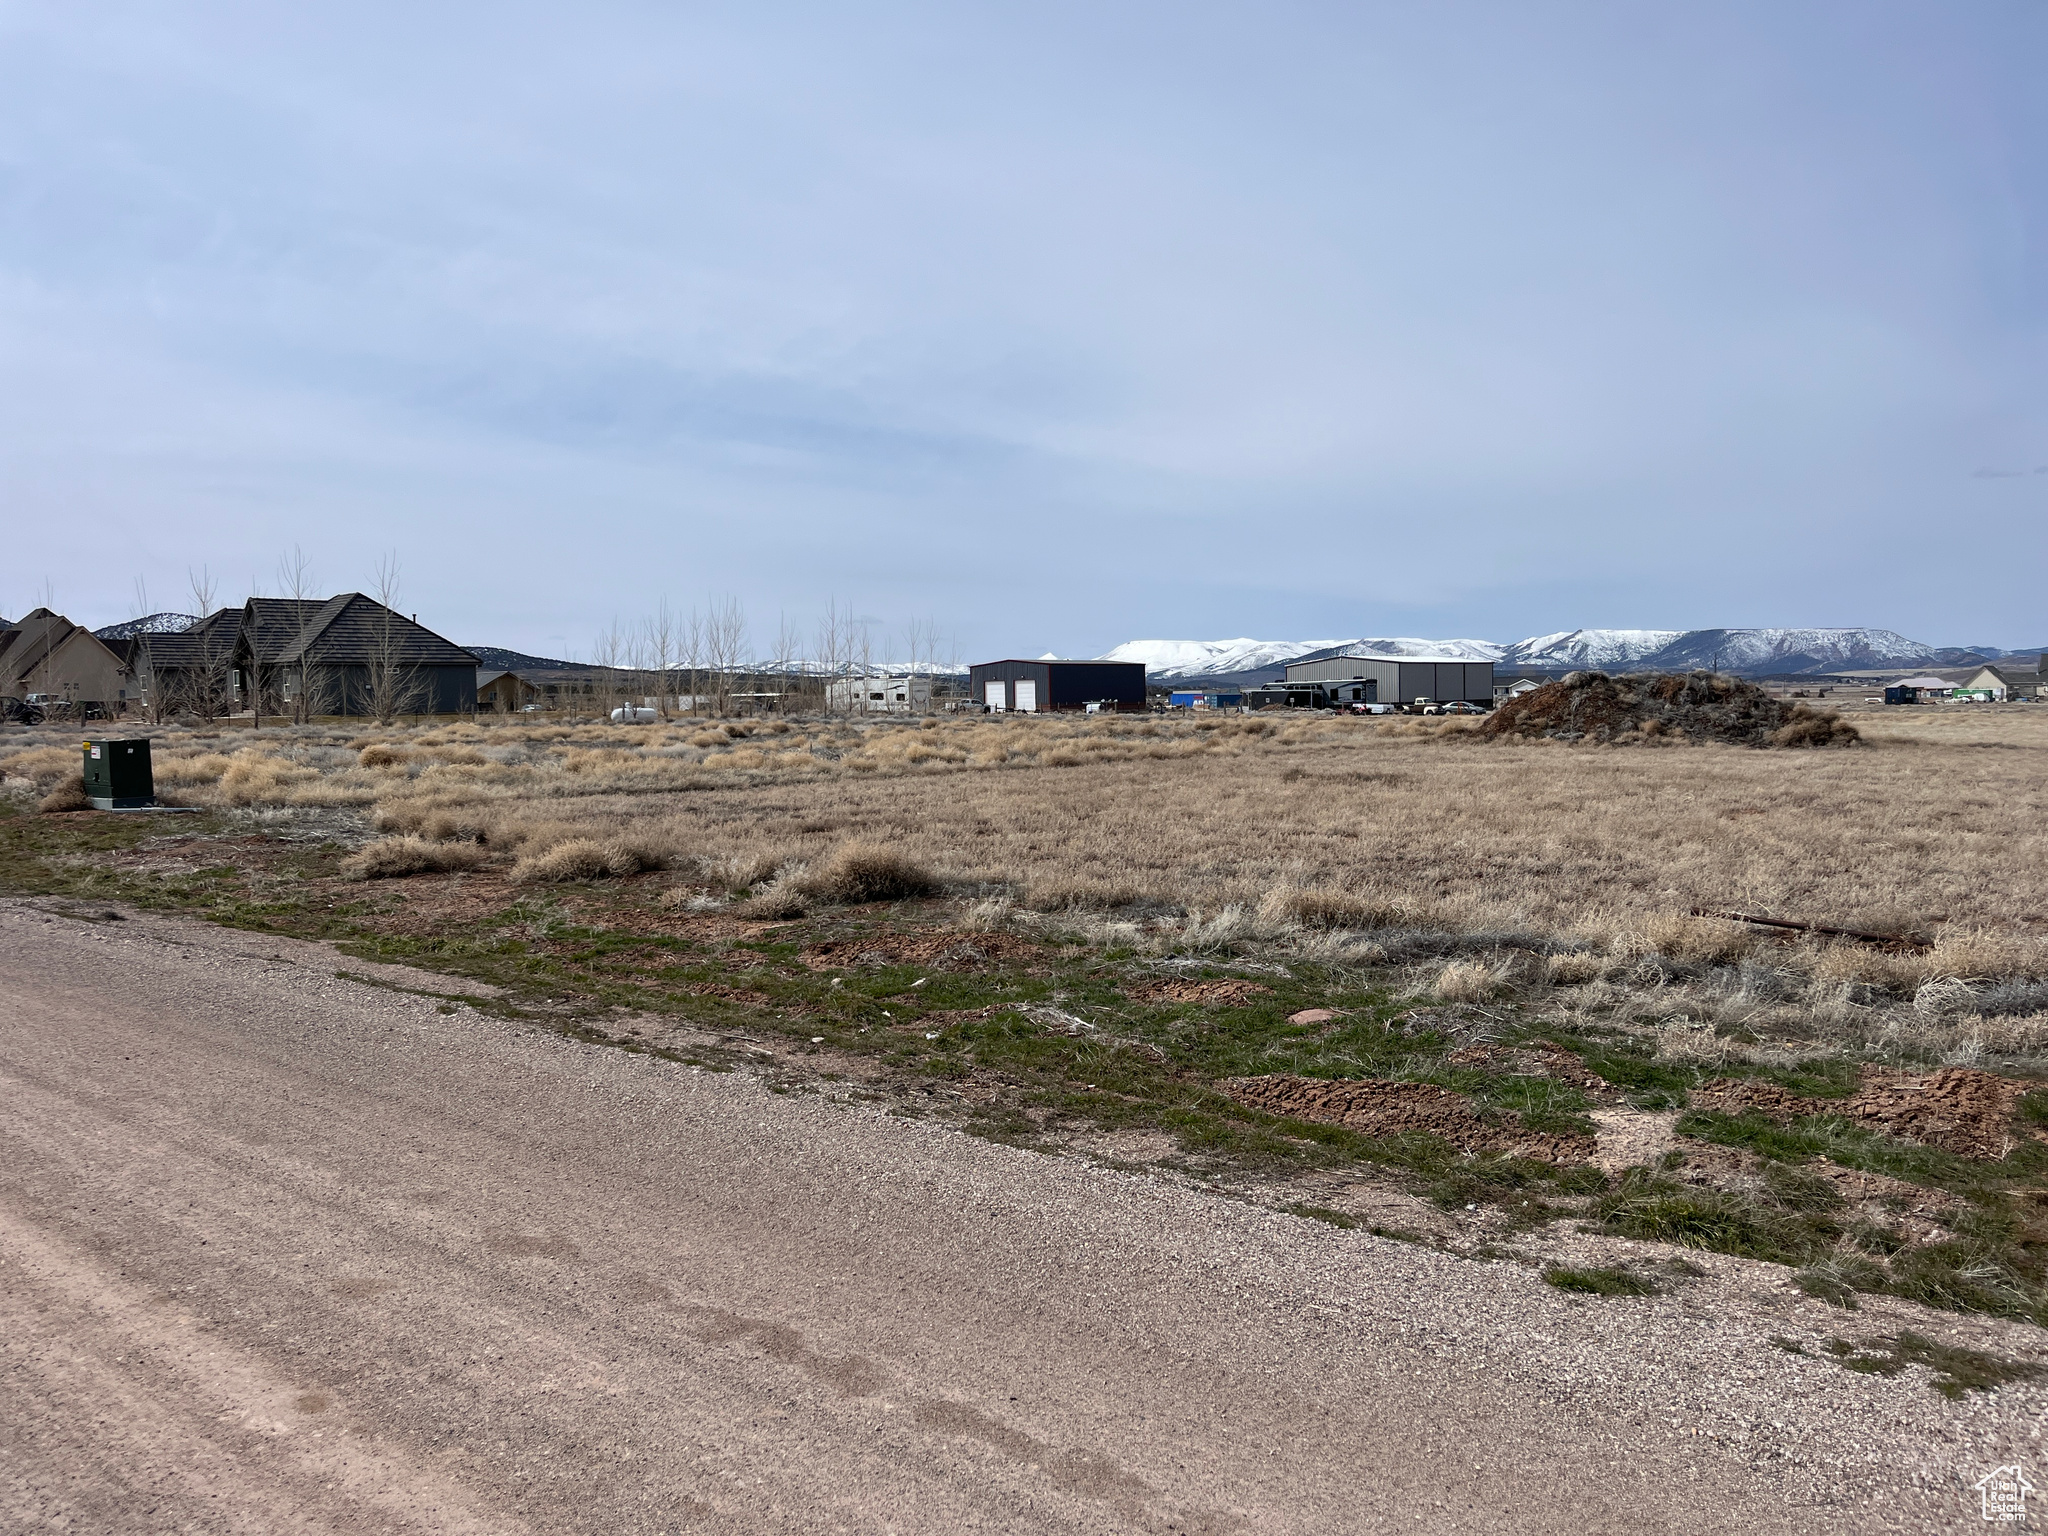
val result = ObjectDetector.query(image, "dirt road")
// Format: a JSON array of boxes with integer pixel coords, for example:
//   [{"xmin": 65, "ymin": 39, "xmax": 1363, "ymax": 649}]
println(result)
[{"xmin": 0, "ymin": 902, "xmax": 2029, "ymax": 1533}]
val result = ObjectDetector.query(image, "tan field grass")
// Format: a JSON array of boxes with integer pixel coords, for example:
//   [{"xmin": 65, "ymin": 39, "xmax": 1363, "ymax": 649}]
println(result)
[{"xmin": 9, "ymin": 707, "xmax": 2048, "ymax": 1020}]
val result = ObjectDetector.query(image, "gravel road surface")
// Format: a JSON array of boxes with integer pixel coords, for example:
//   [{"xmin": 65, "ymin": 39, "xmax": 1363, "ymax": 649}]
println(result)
[{"xmin": 1, "ymin": 900, "xmax": 2036, "ymax": 1533}]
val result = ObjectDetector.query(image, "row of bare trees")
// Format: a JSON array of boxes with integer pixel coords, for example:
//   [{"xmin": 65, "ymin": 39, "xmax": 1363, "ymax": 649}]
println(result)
[{"xmin": 552, "ymin": 597, "xmax": 959, "ymax": 720}]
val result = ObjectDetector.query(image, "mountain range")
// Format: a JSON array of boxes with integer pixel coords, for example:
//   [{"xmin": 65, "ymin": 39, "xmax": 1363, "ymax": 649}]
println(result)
[{"xmin": 1101, "ymin": 629, "xmax": 2044, "ymax": 684}]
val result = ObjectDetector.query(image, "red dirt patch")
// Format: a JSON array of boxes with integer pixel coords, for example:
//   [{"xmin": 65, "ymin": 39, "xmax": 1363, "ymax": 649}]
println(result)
[
  {"xmin": 1445, "ymin": 1043, "xmax": 1610, "ymax": 1094},
  {"xmin": 1689, "ymin": 1066, "xmax": 2030, "ymax": 1160},
  {"xmin": 1126, "ymin": 979, "xmax": 1273, "ymax": 1006},
  {"xmin": 1804, "ymin": 1157, "xmax": 1961, "ymax": 1216},
  {"xmin": 1482, "ymin": 670, "xmax": 1858, "ymax": 748},
  {"xmin": 1219, "ymin": 1075, "xmax": 1593, "ymax": 1163}
]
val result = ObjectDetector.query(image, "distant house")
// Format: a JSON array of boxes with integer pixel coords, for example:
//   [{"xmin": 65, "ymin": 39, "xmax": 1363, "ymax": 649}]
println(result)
[
  {"xmin": 826, "ymin": 674, "xmax": 932, "ymax": 713},
  {"xmin": 1494, "ymin": 676, "xmax": 1545, "ymax": 703},
  {"xmin": 1956, "ymin": 665, "xmax": 2018, "ymax": 700},
  {"xmin": 0, "ymin": 608, "xmax": 136, "ymax": 712},
  {"xmin": 477, "ymin": 670, "xmax": 542, "ymax": 713},
  {"xmin": 1887, "ymin": 675, "xmax": 1954, "ymax": 700}
]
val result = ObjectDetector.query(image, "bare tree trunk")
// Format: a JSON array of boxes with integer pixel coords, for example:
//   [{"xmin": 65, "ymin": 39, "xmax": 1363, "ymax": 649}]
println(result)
[
  {"xmin": 771, "ymin": 611, "xmax": 801, "ymax": 715},
  {"xmin": 592, "ymin": 622, "xmax": 624, "ymax": 722},
  {"xmin": 277, "ymin": 546, "xmax": 320, "ymax": 724},
  {"xmin": 188, "ymin": 567, "xmax": 232, "ymax": 722},
  {"xmin": 646, "ymin": 601, "xmax": 678, "ymax": 719},
  {"xmin": 698, "ymin": 596, "xmax": 746, "ymax": 716},
  {"xmin": 364, "ymin": 554, "xmax": 425, "ymax": 723},
  {"xmin": 813, "ymin": 599, "xmax": 847, "ymax": 716}
]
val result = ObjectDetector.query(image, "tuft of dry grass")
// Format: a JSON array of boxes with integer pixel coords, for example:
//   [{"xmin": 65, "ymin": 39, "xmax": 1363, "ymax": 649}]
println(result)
[
  {"xmin": 796, "ymin": 840, "xmax": 942, "ymax": 904},
  {"xmin": 731, "ymin": 882, "xmax": 809, "ymax": 920},
  {"xmin": 511, "ymin": 837, "xmax": 668, "ymax": 883},
  {"xmin": 5, "ymin": 746, "xmax": 84, "ymax": 788},
  {"xmin": 1434, "ymin": 957, "xmax": 1516, "ymax": 1003},
  {"xmin": 341, "ymin": 836, "xmax": 490, "ymax": 881},
  {"xmin": 705, "ymin": 849, "xmax": 784, "ymax": 891},
  {"xmin": 37, "ymin": 773, "xmax": 89, "ymax": 813}
]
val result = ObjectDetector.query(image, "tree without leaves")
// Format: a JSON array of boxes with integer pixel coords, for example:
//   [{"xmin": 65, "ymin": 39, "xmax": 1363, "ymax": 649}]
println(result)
[{"xmin": 362, "ymin": 554, "xmax": 426, "ymax": 724}]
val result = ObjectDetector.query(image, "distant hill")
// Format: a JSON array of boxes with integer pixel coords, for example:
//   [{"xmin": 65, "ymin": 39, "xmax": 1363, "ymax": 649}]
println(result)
[
  {"xmin": 94, "ymin": 612, "xmax": 199, "ymax": 640},
  {"xmin": 469, "ymin": 646, "xmax": 576, "ymax": 671}
]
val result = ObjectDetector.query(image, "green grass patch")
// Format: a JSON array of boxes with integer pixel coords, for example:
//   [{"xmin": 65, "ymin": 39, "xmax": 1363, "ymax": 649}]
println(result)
[
  {"xmin": 1823, "ymin": 1331, "xmax": 2042, "ymax": 1400},
  {"xmin": 1592, "ymin": 1169, "xmax": 1836, "ymax": 1266},
  {"xmin": 1543, "ymin": 1264, "xmax": 1658, "ymax": 1297}
]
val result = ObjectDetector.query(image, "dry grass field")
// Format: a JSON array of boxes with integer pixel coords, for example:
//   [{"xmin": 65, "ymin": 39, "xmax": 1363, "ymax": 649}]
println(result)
[
  {"xmin": 9, "ymin": 707, "xmax": 2048, "ymax": 991},
  {"xmin": 8, "ymin": 701, "xmax": 2048, "ymax": 1330}
]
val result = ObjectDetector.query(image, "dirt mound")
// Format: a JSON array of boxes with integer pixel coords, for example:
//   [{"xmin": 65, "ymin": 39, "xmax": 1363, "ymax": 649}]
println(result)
[
  {"xmin": 1126, "ymin": 979, "xmax": 1272, "ymax": 1006},
  {"xmin": 1482, "ymin": 671, "xmax": 1859, "ymax": 748},
  {"xmin": 1220, "ymin": 1075, "xmax": 1593, "ymax": 1163},
  {"xmin": 1689, "ymin": 1067, "xmax": 2029, "ymax": 1160}
]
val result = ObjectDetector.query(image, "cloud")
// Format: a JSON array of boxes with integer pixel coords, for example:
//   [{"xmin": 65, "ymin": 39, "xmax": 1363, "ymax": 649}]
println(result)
[{"xmin": 0, "ymin": 2, "xmax": 2044, "ymax": 651}]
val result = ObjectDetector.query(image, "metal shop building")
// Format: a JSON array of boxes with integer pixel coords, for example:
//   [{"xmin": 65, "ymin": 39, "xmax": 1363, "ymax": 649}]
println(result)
[
  {"xmin": 968, "ymin": 658, "xmax": 1147, "ymax": 713},
  {"xmin": 1280, "ymin": 653, "xmax": 1495, "ymax": 708}
]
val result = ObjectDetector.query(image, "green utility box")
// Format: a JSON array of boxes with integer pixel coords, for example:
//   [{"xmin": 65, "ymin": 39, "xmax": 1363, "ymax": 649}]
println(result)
[{"xmin": 82, "ymin": 738, "xmax": 154, "ymax": 809}]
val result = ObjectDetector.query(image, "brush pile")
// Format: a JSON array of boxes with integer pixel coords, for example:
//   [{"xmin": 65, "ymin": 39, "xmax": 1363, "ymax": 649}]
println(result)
[{"xmin": 1482, "ymin": 670, "xmax": 1860, "ymax": 748}]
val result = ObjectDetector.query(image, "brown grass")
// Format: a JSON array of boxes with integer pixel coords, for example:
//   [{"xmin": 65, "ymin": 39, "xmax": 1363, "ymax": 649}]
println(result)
[
  {"xmin": 341, "ymin": 836, "xmax": 491, "ymax": 880},
  {"xmin": 511, "ymin": 837, "xmax": 669, "ymax": 883},
  {"xmin": 9, "ymin": 704, "xmax": 2048, "ymax": 1010},
  {"xmin": 795, "ymin": 840, "xmax": 942, "ymax": 904},
  {"xmin": 37, "ymin": 773, "xmax": 89, "ymax": 813}
]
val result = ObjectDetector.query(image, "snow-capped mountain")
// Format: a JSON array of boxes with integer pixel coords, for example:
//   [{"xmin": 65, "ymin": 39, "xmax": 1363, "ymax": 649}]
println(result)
[
  {"xmin": 1104, "ymin": 636, "xmax": 1502, "ymax": 679},
  {"xmin": 1501, "ymin": 628, "xmax": 1980, "ymax": 675},
  {"xmin": 1101, "ymin": 627, "xmax": 2006, "ymax": 681},
  {"xmin": 1614, "ymin": 628, "xmax": 1944, "ymax": 674},
  {"xmin": 93, "ymin": 612, "xmax": 199, "ymax": 640},
  {"xmin": 1498, "ymin": 630, "xmax": 1682, "ymax": 670},
  {"xmin": 1098, "ymin": 638, "xmax": 1358, "ymax": 677}
]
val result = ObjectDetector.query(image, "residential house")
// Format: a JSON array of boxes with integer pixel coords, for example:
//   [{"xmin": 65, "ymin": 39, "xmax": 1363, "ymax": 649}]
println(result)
[
  {"xmin": 128, "ymin": 609, "xmax": 245, "ymax": 718},
  {"xmin": 135, "ymin": 595, "xmax": 477, "ymax": 718},
  {"xmin": 0, "ymin": 609, "xmax": 136, "ymax": 712},
  {"xmin": 477, "ymin": 669, "xmax": 543, "ymax": 713},
  {"xmin": 239, "ymin": 594, "xmax": 478, "ymax": 716}
]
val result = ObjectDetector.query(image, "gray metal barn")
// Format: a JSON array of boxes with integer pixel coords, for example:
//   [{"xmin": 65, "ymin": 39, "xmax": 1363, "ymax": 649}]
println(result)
[
  {"xmin": 968, "ymin": 658, "xmax": 1147, "ymax": 713},
  {"xmin": 1281, "ymin": 653, "xmax": 1494, "ymax": 707}
]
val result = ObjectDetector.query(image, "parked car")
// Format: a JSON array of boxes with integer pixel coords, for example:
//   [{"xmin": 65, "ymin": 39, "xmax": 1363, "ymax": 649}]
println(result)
[
  {"xmin": 1435, "ymin": 701, "xmax": 1489, "ymax": 716},
  {"xmin": 1, "ymin": 696, "xmax": 45, "ymax": 725}
]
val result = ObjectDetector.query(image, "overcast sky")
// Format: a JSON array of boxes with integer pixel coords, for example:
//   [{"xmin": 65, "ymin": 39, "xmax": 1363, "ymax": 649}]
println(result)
[{"xmin": 2, "ymin": 2, "xmax": 2043, "ymax": 659}]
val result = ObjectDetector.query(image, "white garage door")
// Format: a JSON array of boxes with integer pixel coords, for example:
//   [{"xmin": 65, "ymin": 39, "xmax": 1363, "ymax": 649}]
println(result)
[
  {"xmin": 985, "ymin": 680, "xmax": 1007, "ymax": 711},
  {"xmin": 1014, "ymin": 680, "xmax": 1037, "ymax": 712}
]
